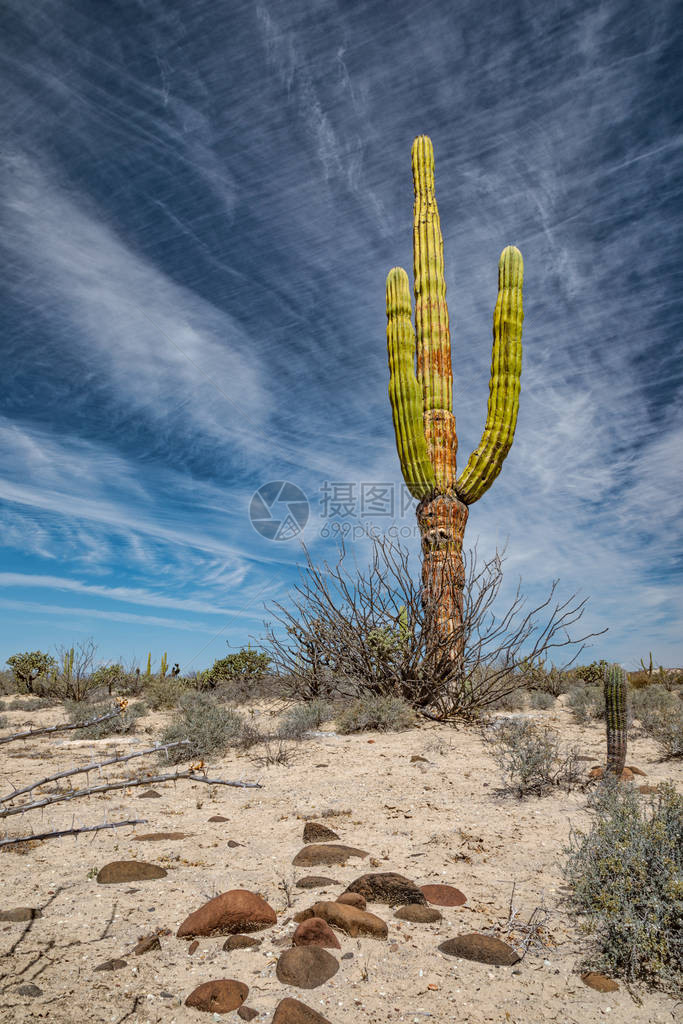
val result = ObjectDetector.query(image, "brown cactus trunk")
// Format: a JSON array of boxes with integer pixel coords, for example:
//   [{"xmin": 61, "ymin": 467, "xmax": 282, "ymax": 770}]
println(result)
[{"xmin": 416, "ymin": 492, "xmax": 469, "ymax": 673}]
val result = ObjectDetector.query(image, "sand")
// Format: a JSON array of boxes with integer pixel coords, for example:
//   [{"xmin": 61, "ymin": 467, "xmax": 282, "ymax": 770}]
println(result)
[{"xmin": 0, "ymin": 694, "xmax": 680, "ymax": 1024}]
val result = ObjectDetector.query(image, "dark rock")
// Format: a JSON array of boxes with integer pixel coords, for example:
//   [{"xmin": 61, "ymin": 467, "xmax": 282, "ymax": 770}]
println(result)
[
  {"xmin": 272, "ymin": 996, "xmax": 333, "ymax": 1023},
  {"xmin": 292, "ymin": 844, "xmax": 369, "ymax": 867},
  {"xmin": 295, "ymin": 876, "xmax": 339, "ymax": 889},
  {"xmin": 626, "ymin": 765, "xmax": 647, "ymax": 776},
  {"xmin": 341, "ymin": 952, "xmax": 353, "ymax": 960},
  {"xmin": 16, "ymin": 983, "xmax": 42, "ymax": 996},
  {"xmin": 304, "ymin": 901, "xmax": 387, "ymax": 939},
  {"xmin": 394, "ymin": 904, "xmax": 442, "ymax": 923},
  {"xmin": 303, "ymin": 822, "xmax": 340, "ymax": 844},
  {"xmin": 336, "ymin": 892, "xmax": 366, "ymax": 910},
  {"xmin": 133, "ymin": 933, "xmax": 161, "ymax": 955},
  {"xmin": 238, "ymin": 1007, "xmax": 259, "ymax": 1021},
  {"xmin": 581, "ymin": 971, "xmax": 619, "ymax": 992},
  {"xmin": 227, "ymin": 839, "xmax": 242, "ymax": 848},
  {"xmin": 138, "ymin": 789, "xmax": 162, "ymax": 798},
  {"xmin": 177, "ymin": 889, "xmax": 276, "ymax": 938},
  {"xmin": 223, "ymin": 934, "xmax": 263, "ymax": 951},
  {"xmin": 97, "ymin": 861, "xmax": 167, "ymax": 884},
  {"xmin": 0, "ymin": 907, "xmax": 42, "ymax": 922},
  {"xmin": 133, "ymin": 832, "xmax": 190, "ymax": 841},
  {"xmin": 188, "ymin": 940, "xmax": 199, "ymax": 955},
  {"xmin": 185, "ymin": 979, "xmax": 249, "ymax": 1012},
  {"xmin": 208, "ymin": 815, "xmax": 229, "ymax": 822},
  {"xmin": 420, "ymin": 883, "xmax": 467, "ymax": 907},
  {"xmin": 275, "ymin": 946, "xmax": 339, "ymax": 989},
  {"xmin": 94, "ymin": 958, "xmax": 128, "ymax": 972},
  {"xmin": 410, "ymin": 755, "xmax": 428, "ymax": 763},
  {"xmin": 344, "ymin": 872, "xmax": 426, "ymax": 906},
  {"xmin": 292, "ymin": 917, "xmax": 341, "ymax": 949},
  {"xmin": 438, "ymin": 933, "xmax": 520, "ymax": 966}
]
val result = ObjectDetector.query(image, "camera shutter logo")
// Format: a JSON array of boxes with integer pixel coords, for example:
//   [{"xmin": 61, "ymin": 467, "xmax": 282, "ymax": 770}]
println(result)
[{"xmin": 249, "ymin": 481, "xmax": 309, "ymax": 540}]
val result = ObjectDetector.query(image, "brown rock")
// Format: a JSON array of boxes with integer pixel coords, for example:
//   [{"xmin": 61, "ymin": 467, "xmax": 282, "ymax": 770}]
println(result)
[
  {"xmin": 639, "ymin": 784, "xmax": 661, "ymax": 794},
  {"xmin": 344, "ymin": 872, "xmax": 426, "ymax": 906},
  {"xmin": 626, "ymin": 765, "xmax": 647, "ymax": 776},
  {"xmin": 303, "ymin": 822, "xmax": 340, "ymax": 844},
  {"xmin": 336, "ymin": 892, "xmax": 366, "ymax": 910},
  {"xmin": 295, "ymin": 876, "xmax": 338, "ymax": 889},
  {"xmin": 394, "ymin": 904, "xmax": 442, "ymax": 923},
  {"xmin": 133, "ymin": 934, "xmax": 161, "ymax": 955},
  {"xmin": 177, "ymin": 889, "xmax": 276, "ymax": 938},
  {"xmin": 438, "ymin": 933, "xmax": 520, "ymax": 966},
  {"xmin": 292, "ymin": 844, "xmax": 369, "ymax": 867},
  {"xmin": 272, "ymin": 997, "xmax": 333, "ymax": 1024},
  {"xmin": 238, "ymin": 1007, "xmax": 258, "ymax": 1021},
  {"xmin": 133, "ymin": 832, "xmax": 190, "ymax": 841},
  {"xmin": 188, "ymin": 940, "xmax": 199, "ymax": 955},
  {"xmin": 97, "ymin": 861, "xmax": 167, "ymax": 884},
  {"xmin": 138, "ymin": 789, "xmax": 162, "ymax": 798},
  {"xmin": 185, "ymin": 979, "xmax": 249, "ymax": 1012},
  {"xmin": 208, "ymin": 815, "xmax": 229, "ymax": 822},
  {"xmin": 292, "ymin": 917, "xmax": 341, "ymax": 949},
  {"xmin": 410, "ymin": 755, "xmax": 428, "ymax": 763},
  {"xmin": 228, "ymin": 839, "xmax": 242, "ymax": 848},
  {"xmin": 94, "ymin": 958, "xmax": 127, "ymax": 972},
  {"xmin": 307, "ymin": 901, "xmax": 387, "ymax": 939},
  {"xmin": 589, "ymin": 766, "xmax": 635, "ymax": 781},
  {"xmin": 275, "ymin": 946, "xmax": 339, "ymax": 988},
  {"xmin": 420, "ymin": 883, "xmax": 467, "ymax": 907},
  {"xmin": 223, "ymin": 934, "xmax": 263, "ymax": 951},
  {"xmin": 0, "ymin": 907, "xmax": 42, "ymax": 922},
  {"xmin": 581, "ymin": 972, "xmax": 619, "ymax": 993}
]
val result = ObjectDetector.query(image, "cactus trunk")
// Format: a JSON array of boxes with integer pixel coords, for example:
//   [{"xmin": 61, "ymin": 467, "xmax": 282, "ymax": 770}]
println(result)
[
  {"xmin": 416, "ymin": 492, "xmax": 469, "ymax": 667},
  {"xmin": 604, "ymin": 663, "xmax": 628, "ymax": 777}
]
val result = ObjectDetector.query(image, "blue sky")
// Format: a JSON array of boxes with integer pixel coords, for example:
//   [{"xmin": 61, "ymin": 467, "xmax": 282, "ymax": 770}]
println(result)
[{"xmin": 1, "ymin": 0, "xmax": 681, "ymax": 673}]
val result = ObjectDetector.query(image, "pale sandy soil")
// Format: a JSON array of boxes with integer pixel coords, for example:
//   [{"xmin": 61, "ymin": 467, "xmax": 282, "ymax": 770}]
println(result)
[{"xmin": 0, "ymin": 694, "xmax": 681, "ymax": 1024}]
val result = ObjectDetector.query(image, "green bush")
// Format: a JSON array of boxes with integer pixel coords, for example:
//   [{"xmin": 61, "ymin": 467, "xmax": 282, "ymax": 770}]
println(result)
[
  {"xmin": 203, "ymin": 647, "xmax": 271, "ymax": 688},
  {"xmin": 143, "ymin": 675, "xmax": 191, "ymax": 710},
  {"xmin": 0, "ymin": 669, "xmax": 16, "ymax": 695},
  {"xmin": 484, "ymin": 719, "xmax": 582, "ymax": 797},
  {"xmin": 563, "ymin": 778, "xmax": 683, "ymax": 993},
  {"xmin": 574, "ymin": 660, "xmax": 609, "ymax": 686},
  {"xmin": 335, "ymin": 694, "xmax": 416, "ymax": 734},
  {"xmin": 158, "ymin": 691, "xmax": 253, "ymax": 764},
  {"xmin": 631, "ymin": 686, "xmax": 683, "ymax": 757},
  {"xmin": 277, "ymin": 699, "xmax": 332, "ymax": 739},
  {"xmin": 567, "ymin": 684, "xmax": 604, "ymax": 724},
  {"xmin": 6, "ymin": 651, "xmax": 57, "ymax": 694},
  {"xmin": 64, "ymin": 700, "xmax": 146, "ymax": 739}
]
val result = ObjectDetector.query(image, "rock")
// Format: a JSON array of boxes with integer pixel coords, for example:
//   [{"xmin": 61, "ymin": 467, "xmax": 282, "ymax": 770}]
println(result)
[
  {"xmin": 394, "ymin": 904, "xmax": 442, "ymax": 923},
  {"xmin": 292, "ymin": 917, "xmax": 341, "ymax": 949},
  {"xmin": 336, "ymin": 892, "xmax": 366, "ymax": 910},
  {"xmin": 438, "ymin": 934, "xmax": 520, "ymax": 966},
  {"xmin": 0, "ymin": 907, "xmax": 42, "ymax": 922},
  {"xmin": 272, "ymin": 996, "xmax": 333, "ymax": 1023},
  {"xmin": 639, "ymin": 784, "xmax": 661, "ymax": 794},
  {"xmin": 305, "ymin": 901, "xmax": 387, "ymax": 940},
  {"xmin": 420, "ymin": 883, "xmax": 467, "ymax": 907},
  {"xmin": 292, "ymin": 844, "xmax": 369, "ymax": 867},
  {"xmin": 188, "ymin": 940, "xmax": 199, "ymax": 955},
  {"xmin": 208, "ymin": 815, "xmax": 229, "ymax": 822},
  {"xmin": 589, "ymin": 766, "xmax": 635, "ymax": 781},
  {"xmin": 341, "ymin": 951, "xmax": 353, "ymax": 960},
  {"xmin": 16, "ymin": 984, "xmax": 42, "ymax": 996},
  {"xmin": 133, "ymin": 934, "xmax": 161, "ymax": 955},
  {"xmin": 185, "ymin": 979, "xmax": 249, "ymax": 1012},
  {"xmin": 133, "ymin": 832, "xmax": 190, "ymax": 841},
  {"xmin": 410, "ymin": 755, "xmax": 428, "ymax": 763},
  {"xmin": 581, "ymin": 971, "xmax": 619, "ymax": 993},
  {"xmin": 275, "ymin": 946, "xmax": 339, "ymax": 989},
  {"xmin": 177, "ymin": 889, "xmax": 276, "ymax": 938},
  {"xmin": 223, "ymin": 934, "xmax": 262, "ymax": 951},
  {"xmin": 295, "ymin": 876, "xmax": 339, "ymax": 889},
  {"xmin": 344, "ymin": 872, "xmax": 426, "ymax": 906},
  {"xmin": 626, "ymin": 765, "xmax": 647, "ymax": 776},
  {"xmin": 227, "ymin": 839, "xmax": 242, "ymax": 848},
  {"xmin": 303, "ymin": 822, "xmax": 340, "ymax": 844},
  {"xmin": 94, "ymin": 958, "xmax": 128, "ymax": 972},
  {"xmin": 238, "ymin": 1007, "xmax": 259, "ymax": 1021},
  {"xmin": 97, "ymin": 861, "xmax": 167, "ymax": 884},
  {"xmin": 138, "ymin": 789, "xmax": 162, "ymax": 798}
]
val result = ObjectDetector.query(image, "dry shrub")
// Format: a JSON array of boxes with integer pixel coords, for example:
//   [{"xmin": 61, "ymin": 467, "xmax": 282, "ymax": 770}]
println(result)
[
  {"xmin": 483, "ymin": 718, "xmax": 582, "ymax": 797},
  {"xmin": 335, "ymin": 693, "xmax": 416, "ymax": 734}
]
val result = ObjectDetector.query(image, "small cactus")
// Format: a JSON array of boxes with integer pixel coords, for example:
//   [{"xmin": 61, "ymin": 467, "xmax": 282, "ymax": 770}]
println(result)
[
  {"xmin": 146, "ymin": 652, "xmax": 152, "ymax": 677},
  {"xmin": 160, "ymin": 652, "xmax": 168, "ymax": 678},
  {"xmin": 603, "ymin": 663, "xmax": 628, "ymax": 777}
]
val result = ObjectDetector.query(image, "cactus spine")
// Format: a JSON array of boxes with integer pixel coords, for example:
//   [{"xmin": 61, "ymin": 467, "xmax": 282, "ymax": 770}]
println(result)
[
  {"xmin": 386, "ymin": 136, "xmax": 524, "ymax": 668},
  {"xmin": 604, "ymin": 663, "xmax": 628, "ymax": 777}
]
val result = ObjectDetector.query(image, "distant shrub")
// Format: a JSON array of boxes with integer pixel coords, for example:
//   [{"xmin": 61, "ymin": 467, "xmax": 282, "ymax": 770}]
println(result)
[
  {"xmin": 3, "ymin": 697, "xmax": 42, "ymax": 711},
  {"xmin": 0, "ymin": 715, "xmax": 7, "ymax": 730},
  {"xmin": 64, "ymin": 700, "xmax": 146, "ymax": 739},
  {"xmin": 631, "ymin": 686, "xmax": 683, "ymax": 758},
  {"xmin": 203, "ymin": 647, "xmax": 271, "ymax": 688},
  {"xmin": 574, "ymin": 660, "xmax": 609, "ymax": 686},
  {"xmin": 277, "ymin": 699, "xmax": 332, "ymax": 739},
  {"xmin": 530, "ymin": 690, "xmax": 556, "ymax": 710},
  {"xmin": 487, "ymin": 687, "xmax": 527, "ymax": 712},
  {"xmin": 6, "ymin": 651, "xmax": 57, "ymax": 695},
  {"xmin": 143, "ymin": 675, "xmax": 191, "ymax": 710},
  {"xmin": 0, "ymin": 670, "xmax": 16, "ymax": 696},
  {"xmin": 158, "ymin": 691, "xmax": 252, "ymax": 764},
  {"xmin": 567, "ymin": 684, "xmax": 604, "ymax": 724},
  {"xmin": 563, "ymin": 778, "xmax": 683, "ymax": 994},
  {"xmin": 335, "ymin": 694, "xmax": 416, "ymax": 734},
  {"xmin": 484, "ymin": 719, "xmax": 582, "ymax": 797}
]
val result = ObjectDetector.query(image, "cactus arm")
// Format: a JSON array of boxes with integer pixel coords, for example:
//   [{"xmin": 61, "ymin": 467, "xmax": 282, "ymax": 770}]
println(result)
[
  {"xmin": 604, "ymin": 663, "xmax": 628, "ymax": 776},
  {"xmin": 411, "ymin": 135, "xmax": 457, "ymax": 490},
  {"xmin": 455, "ymin": 245, "xmax": 524, "ymax": 505},
  {"xmin": 386, "ymin": 266, "xmax": 437, "ymax": 500}
]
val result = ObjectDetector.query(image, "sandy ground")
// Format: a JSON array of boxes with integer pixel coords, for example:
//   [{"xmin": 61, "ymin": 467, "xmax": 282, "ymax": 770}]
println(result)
[{"xmin": 0, "ymin": 694, "xmax": 681, "ymax": 1024}]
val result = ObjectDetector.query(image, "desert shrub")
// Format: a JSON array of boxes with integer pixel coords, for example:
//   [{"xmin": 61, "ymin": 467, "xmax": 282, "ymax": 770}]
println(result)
[
  {"xmin": 143, "ymin": 675, "xmax": 191, "ymax": 710},
  {"xmin": 567, "ymin": 683, "xmax": 604, "ymax": 724},
  {"xmin": 530, "ymin": 690, "xmax": 556, "ymax": 710},
  {"xmin": 203, "ymin": 647, "xmax": 271, "ymax": 688},
  {"xmin": 563, "ymin": 778, "xmax": 683, "ymax": 993},
  {"xmin": 0, "ymin": 669, "xmax": 16, "ymax": 695},
  {"xmin": 486, "ymin": 686, "xmax": 527, "ymax": 712},
  {"xmin": 335, "ymin": 693, "xmax": 416, "ymax": 734},
  {"xmin": 6, "ymin": 651, "xmax": 57, "ymax": 694},
  {"xmin": 277, "ymin": 699, "xmax": 333, "ymax": 739},
  {"xmin": 484, "ymin": 719, "xmax": 582, "ymax": 796},
  {"xmin": 64, "ymin": 700, "xmax": 146, "ymax": 738},
  {"xmin": 158, "ymin": 691, "xmax": 252, "ymax": 763},
  {"xmin": 631, "ymin": 686, "xmax": 683, "ymax": 757},
  {"xmin": 86, "ymin": 663, "xmax": 128, "ymax": 697},
  {"xmin": 574, "ymin": 660, "xmax": 609, "ymax": 686},
  {"xmin": 3, "ymin": 697, "xmax": 43, "ymax": 711},
  {"xmin": 0, "ymin": 715, "xmax": 7, "ymax": 730}
]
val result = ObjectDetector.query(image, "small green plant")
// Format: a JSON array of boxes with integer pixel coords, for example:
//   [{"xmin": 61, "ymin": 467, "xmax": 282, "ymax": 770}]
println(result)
[
  {"xmin": 6, "ymin": 651, "xmax": 57, "ymax": 695},
  {"xmin": 87, "ymin": 866, "xmax": 99, "ymax": 879},
  {"xmin": 563, "ymin": 778, "xmax": 683, "ymax": 994},
  {"xmin": 158, "ymin": 691, "xmax": 252, "ymax": 763},
  {"xmin": 143, "ymin": 675, "xmax": 191, "ymax": 710},
  {"xmin": 65, "ymin": 700, "xmax": 146, "ymax": 738},
  {"xmin": 160, "ymin": 652, "xmax": 168, "ymax": 678},
  {"xmin": 277, "ymin": 699, "xmax": 332, "ymax": 739},
  {"xmin": 485, "ymin": 719, "xmax": 582, "ymax": 797},
  {"xmin": 204, "ymin": 645, "xmax": 271, "ymax": 687},
  {"xmin": 631, "ymin": 685, "xmax": 683, "ymax": 758},
  {"xmin": 335, "ymin": 693, "xmax": 416, "ymax": 734},
  {"xmin": 146, "ymin": 652, "xmax": 152, "ymax": 677}
]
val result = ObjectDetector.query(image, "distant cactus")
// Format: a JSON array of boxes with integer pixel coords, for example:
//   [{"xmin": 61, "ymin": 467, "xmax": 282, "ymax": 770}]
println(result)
[
  {"xmin": 160, "ymin": 652, "xmax": 168, "ymax": 678},
  {"xmin": 146, "ymin": 652, "xmax": 152, "ymax": 677},
  {"xmin": 603, "ymin": 663, "xmax": 628, "ymax": 777}
]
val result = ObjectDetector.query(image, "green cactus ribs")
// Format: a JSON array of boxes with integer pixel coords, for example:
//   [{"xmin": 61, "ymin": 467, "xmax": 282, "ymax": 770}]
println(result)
[{"xmin": 603, "ymin": 663, "xmax": 628, "ymax": 777}]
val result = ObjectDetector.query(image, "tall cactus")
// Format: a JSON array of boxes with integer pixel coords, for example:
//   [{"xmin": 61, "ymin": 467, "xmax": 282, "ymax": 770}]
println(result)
[
  {"xmin": 386, "ymin": 135, "xmax": 524, "ymax": 669},
  {"xmin": 603, "ymin": 663, "xmax": 628, "ymax": 777}
]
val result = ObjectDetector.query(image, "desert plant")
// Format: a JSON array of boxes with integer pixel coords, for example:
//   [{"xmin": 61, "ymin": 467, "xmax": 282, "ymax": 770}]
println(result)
[
  {"xmin": 65, "ymin": 699, "xmax": 146, "ymax": 738},
  {"xmin": 144, "ymin": 674, "xmax": 191, "ymax": 710},
  {"xmin": 574, "ymin": 660, "xmax": 609, "ymax": 686},
  {"xmin": 530, "ymin": 690, "xmax": 555, "ymax": 710},
  {"xmin": 631, "ymin": 685, "xmax": 683, "ymax": 758},
  {"xmin": 335, "ymin": 693, "xmax": 416, "ymax": 734},
  {"xmin": 277, "ymin": 699, "xmax": 332, "ymax": 740},
  {"xmin": 146, "ymin": 652, "xmax": 152, "ymax": 677},
  {"xmin": 0, "ymin": 715, "xmax": 7, "ymax": 730},
  {"xmin": 6, "ymin": 651, "xmax": 57, "ymax": 695},
  {"xmin": 563, "ymin": 778, "xmax": 683, "ymax": 993},
  {"xmin": 158, "ymin": 691, "xmax": 252, "ymax": 763},
  {"xmin": 204, "ymin": 646, "xmax": 271, "ymax": 688},
  {"xmin": 88, "ymin": 663, "xmax": 127, "ymax": 696},
  {"xmin": 484, "ymin": 719, "xmax": 582, "ymax": 797},
  {"xmin": 0, "ymin": 669, "xmax": 17, "ymax": 695},
  {"xmin": 603, "ymin": 663, "xmax": 628, "ymax": 777},
  {"xmin": 567, "ymin": 683, "xmax": 604, "ymax": 724},
  {"xmin": 160, "ymin": 651, "xmax": 168, "ymax": 677},
  {"xmin": 44, "ymin": 639, "xmax": 100, "ymax": 701}
]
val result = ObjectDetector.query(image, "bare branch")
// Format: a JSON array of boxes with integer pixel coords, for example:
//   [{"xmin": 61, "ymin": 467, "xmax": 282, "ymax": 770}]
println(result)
[
  {"xmin": 0, "ymin": 706, "xmax": 124, "ymax": 746},
  {"xmin": 0, "ymin": 818, "xmax": 148, "ymax": 849}
]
